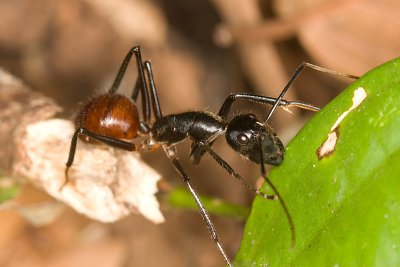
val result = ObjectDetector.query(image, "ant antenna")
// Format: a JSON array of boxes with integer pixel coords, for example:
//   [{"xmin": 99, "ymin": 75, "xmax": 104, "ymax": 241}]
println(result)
[
  {"xmin": 257, "ymin": 62, "xmax": 359, "ymax": 245},
  {"xmin": 258, "ymin": 135, "xmax": 295, "ymax": 247}
]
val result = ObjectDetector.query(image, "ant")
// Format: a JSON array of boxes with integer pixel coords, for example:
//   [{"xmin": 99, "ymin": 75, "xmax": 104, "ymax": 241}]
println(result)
[{"xmin": 63, "ymin": 46, "xmax": 358, "ymax": 266}]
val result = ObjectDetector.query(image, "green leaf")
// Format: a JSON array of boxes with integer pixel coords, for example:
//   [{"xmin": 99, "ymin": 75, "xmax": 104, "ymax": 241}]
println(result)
[
  {"xmin": 0, "ymin": 170, "xmax": 20, "ymax": 203},
  {"xmin": 235, "ymin": 58, "xmax": 400, "ymax": 266},
  {"xmin": 166, "ymin": 187, "xmax": 250, "ymax": 219},
  {"xmin": 0, "ymin": 186, "xmax": 19, "ymax": 203}
]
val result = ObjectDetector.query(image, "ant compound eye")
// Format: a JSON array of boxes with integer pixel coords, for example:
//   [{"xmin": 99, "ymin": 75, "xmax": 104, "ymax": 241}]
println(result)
[{"xmin": 237, "ymin": 133, "xmax": 249, "ymax": 145}]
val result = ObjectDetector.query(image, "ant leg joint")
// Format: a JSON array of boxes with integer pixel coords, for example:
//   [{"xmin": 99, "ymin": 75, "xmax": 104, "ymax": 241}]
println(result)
[{"xmin": 257, "ymin": 190, "xmax": 277, "ymax": 200}]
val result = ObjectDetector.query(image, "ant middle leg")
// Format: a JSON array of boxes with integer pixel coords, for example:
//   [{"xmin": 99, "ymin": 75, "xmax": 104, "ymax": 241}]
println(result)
[{"xmin": 163, "ymin": 146, "xmax": 233, "ymax": 267}]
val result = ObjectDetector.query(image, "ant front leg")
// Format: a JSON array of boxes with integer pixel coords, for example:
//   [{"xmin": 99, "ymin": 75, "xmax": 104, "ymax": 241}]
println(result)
[
  {"xmin": 195, "ymin": 141, "xmax": 296, "ymax": 248},
  {"xmin": 163, "ymin": 146, "xmax": 233, "ymax": 267},
  {"xmin": 196, "ymin": 142, "xmax": 276, "ymax": 200}
]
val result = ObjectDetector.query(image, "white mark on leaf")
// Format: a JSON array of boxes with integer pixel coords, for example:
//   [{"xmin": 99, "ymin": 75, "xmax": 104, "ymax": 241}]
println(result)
[
  {"xmin": 318, "ymin": 87, "xmax": 367, "ymax": 159},
  {"xmin": 330, "ymin": 87, "xmax": 367, "ymax": 131}
]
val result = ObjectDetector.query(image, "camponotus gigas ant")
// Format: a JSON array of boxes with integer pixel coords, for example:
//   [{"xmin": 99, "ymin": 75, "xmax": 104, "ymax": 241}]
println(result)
[{"xmin": 63, "ymin": 46, "xmax": 358, "ymax": 266}]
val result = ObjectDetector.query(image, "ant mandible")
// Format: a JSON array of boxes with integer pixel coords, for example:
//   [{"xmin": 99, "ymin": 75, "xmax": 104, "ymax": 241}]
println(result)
[{"xmin": 63, "ymin": 46, "xmax": 358, "ymax": 267}]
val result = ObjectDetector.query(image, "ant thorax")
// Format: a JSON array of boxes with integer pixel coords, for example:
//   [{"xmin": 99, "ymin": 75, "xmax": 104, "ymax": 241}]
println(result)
[{"xmin": 150, "ymin": 111, "xmax": 226, "ymax": 145}]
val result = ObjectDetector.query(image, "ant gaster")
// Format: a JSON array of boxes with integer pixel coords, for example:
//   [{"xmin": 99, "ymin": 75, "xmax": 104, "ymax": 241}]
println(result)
[{"xmin": 64, "ymin": 46, "xmax": 358, "ymax": 267}]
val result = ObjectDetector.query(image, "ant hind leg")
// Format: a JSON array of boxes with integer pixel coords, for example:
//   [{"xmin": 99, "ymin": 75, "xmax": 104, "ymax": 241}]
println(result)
[{"xmin": 62, "ymin": 128, "xmax": 146, "ymax": 191}]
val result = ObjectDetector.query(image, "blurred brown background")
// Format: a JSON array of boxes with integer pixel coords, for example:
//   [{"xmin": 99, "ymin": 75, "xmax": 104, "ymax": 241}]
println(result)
[{"xmin": 0, "ymin": 0, "xmax": 399, "ymax": 266}]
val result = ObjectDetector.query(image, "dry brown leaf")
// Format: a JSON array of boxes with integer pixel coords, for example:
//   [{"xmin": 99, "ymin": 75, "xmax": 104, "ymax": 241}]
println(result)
[{"xmin": 274, "ymin": 0, "xmax": 400, "ymax": 73}]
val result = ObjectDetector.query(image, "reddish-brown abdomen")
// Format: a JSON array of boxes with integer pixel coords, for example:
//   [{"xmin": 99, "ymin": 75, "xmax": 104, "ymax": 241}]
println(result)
[{"xmin": 76, "ymin": 93, "xmax": 140, "ymax": 142}]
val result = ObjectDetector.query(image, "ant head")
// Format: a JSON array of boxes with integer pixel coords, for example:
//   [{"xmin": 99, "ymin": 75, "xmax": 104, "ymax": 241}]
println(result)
[{"xmin": 226, "ymin": 113, "xmax": 284, "ymax": 165}]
